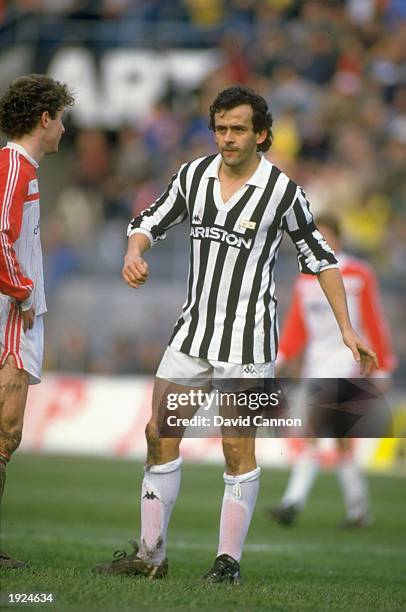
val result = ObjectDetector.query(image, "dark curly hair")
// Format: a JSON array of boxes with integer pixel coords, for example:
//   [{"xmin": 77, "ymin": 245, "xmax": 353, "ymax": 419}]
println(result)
[
  {"xmin": 209, "ymin": 85, "xmax": 273, "ymax": 152},
  {"xmin": 0, "ymin": 74, "xmax": 74, "ymax": 139}
]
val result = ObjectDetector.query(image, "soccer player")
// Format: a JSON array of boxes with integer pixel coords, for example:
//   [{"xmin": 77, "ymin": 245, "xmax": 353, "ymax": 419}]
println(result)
[
  {"xmin": 93, "ymin": 86, "xmax": 377, "ymax": 583},
  {"xmin": 268, "ymin": 214, "xmax": 396, "ymax": 528},
  {"xmin": 0, "ymin": 74, "xmax": 74, "ymax": 568}
]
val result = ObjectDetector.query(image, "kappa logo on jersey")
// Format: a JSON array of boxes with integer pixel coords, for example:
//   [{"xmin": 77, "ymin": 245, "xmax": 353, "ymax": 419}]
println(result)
[
  {"xmin": 193, "ymin": 214, "xmax": 201, "ymax": 224},
  {"xmin": 190, "ymin": 226, "xmax": 252, "ymax": 249},
  {"xmin": 143, "ymin": 490, "xmax": 159, "ymax": 500}
]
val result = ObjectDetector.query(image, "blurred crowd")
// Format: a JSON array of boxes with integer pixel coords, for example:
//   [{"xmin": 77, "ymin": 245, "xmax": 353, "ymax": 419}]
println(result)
[{"xmin": 1, "ymin": 0, "xmax": 405, "ymax": 376}]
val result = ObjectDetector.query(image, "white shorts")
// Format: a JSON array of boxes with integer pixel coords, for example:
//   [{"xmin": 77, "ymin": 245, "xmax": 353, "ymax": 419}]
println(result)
[
  {"xmin": 0, "ymin": 297, "xmax": 44, "ymax": 385},
  {"xmin": 157, "ymin": 346, "xmax": 274, "ymax": 388}
]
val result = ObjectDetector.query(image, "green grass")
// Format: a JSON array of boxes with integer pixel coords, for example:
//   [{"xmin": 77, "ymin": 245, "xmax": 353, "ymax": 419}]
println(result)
[{"xmin": 1, "ymin": 454, "xmax": 405, "ymax": 611}]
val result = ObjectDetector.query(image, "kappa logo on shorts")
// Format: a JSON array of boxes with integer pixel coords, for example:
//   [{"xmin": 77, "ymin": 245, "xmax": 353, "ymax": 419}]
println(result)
[
  {"xmin": 143, "ymin": 490, "xmax": 159, "ymax": 500},
  {"xmin": 243, "ymin": 364, "xmax": 257, "ymax": 375}
]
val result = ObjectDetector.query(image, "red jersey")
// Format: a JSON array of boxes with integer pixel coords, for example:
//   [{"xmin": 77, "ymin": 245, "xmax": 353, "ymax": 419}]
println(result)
[
  {"xmin": 278, "ymin": 253, "xmax": 396, "ymax": 377},
  {"xmin": 0, "ymin": 142, "xmax": 46, "ymax": 314}
]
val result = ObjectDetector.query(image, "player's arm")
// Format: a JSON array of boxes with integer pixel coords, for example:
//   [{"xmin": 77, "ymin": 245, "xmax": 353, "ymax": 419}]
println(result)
[
  {"xmin": 317, "ymin": 268, "xmax": 378, "ymax": 375},
  {"xmin": 282, "ymin": 186, "xmax": 377, "ymax": 375},
  {"xmin": 0, "ymin": 165, "xmax": 35, "ymax": 330},
  {"xmin": 123, "ymin": 165, "xmax": 189, "ymax": 290},
  {"xmin": 122, "ymin": 233, "xmax": 150, "ymax": 289}
]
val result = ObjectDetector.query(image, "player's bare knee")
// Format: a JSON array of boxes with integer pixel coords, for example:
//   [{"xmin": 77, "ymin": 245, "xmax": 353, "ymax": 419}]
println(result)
[
  {"xmin": 145, "ymin": 421, "xmax": 160, "ymax": 445},
  {"xmin": 222, "ymin": 439, "xmax": 245, "ymax": 472},
  {"xmin": 0, "ymin": 364, "xmax": 28, "ymax": 411},
  {"xmin": 0, "ymin": 427, "xmax": 23, "ymax": 456}
]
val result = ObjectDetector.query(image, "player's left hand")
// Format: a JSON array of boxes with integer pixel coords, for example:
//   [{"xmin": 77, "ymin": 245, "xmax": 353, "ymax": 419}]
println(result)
[{"xmin": 342, "ymin": 328, "xmax": 379, "ymax": 376}]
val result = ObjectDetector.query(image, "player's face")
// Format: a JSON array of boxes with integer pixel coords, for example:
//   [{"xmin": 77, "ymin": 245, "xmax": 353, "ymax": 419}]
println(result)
[
  {"xmin": 43, "ymin": 109, "xmax": 66, "ymax": 154},
  {"xmin": 214, "ymin": 104, "xmax": 266, "ymax": 168}
]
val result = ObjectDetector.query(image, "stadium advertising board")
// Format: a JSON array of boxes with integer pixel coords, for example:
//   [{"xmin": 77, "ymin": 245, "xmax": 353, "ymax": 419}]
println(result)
[
  {"xmin": 46, "ymin": 48, "xmax": 220, "ymax": 127},
  {"xmin": 20, "ymin": 375, "xmax": 403, "ymax": 472}
]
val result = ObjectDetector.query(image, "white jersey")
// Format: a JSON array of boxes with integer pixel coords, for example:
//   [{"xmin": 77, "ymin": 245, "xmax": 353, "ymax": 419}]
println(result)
[
  {"xmin": 128, "ymin": 154, "xmax": 338, "ymax": 364},
  {"xmin": 0, "ymin": 142, "xmax": 46, "ymax": 315}
]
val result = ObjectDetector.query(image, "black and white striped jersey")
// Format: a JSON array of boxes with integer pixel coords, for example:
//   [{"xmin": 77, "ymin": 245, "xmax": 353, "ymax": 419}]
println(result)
[{"xmin": 128, "ymin": 154, "xmax": 338, "ymax": 364}]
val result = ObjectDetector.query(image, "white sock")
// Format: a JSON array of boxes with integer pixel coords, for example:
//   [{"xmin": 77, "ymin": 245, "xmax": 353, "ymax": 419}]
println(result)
[
  {"xmin": 217, "ymin": 467, "xmax": 261, "ymax": 562},
  {"xmin": 138, "ymin": 456, "xmax": 182, "ymax": 565},
  {"xmin": 281, "ymin": 449, "xmax": 319, "ymax": 510},
  {"xmin": 337, "ymin": 456, "xmax": 369, "ymax": 520}
]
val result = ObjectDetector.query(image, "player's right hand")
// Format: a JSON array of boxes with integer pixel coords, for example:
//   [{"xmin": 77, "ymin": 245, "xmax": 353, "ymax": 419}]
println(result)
[
  {"xmin": 122, "ymin": 254, "xmax": 149, "ymax": 289},
  {"xmin": 21, "ymin": 307, "xmax": 35, "ymax": 332}
]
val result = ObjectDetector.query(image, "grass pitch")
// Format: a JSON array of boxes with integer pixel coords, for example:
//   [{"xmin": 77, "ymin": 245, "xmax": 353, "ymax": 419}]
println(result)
[{"xmin": 1, "ymin": 454, "xmax": 405, "ymax": 611}]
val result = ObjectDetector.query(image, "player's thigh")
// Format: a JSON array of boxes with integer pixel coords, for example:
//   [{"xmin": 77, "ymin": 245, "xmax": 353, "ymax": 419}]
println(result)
[
  {"xmin": 0, "ymin": 355, "xmax": 29, "ymax": 431},
  {"xmin": 150, "ymin": 376, "xmax": 211, "ymax": 434},
  {"xmin": 150, "ymin": 348, "xmax": 210, "ymax": 459},
  {"xmin": 147, "ymin": 376, "xmax": 209, "ymax": 458}
]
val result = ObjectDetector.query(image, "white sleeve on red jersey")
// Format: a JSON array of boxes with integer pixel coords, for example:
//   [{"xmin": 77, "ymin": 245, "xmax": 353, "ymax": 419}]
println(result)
[
  {"xmin": 277, "ymin": 279, "xmax": 308, "ymax": 364},
  {"xmin": 357, "ymin": 262, "xmax": 397, "ymax": 374},
  {"xmin": 0, "ymin": 150, "xmax": 34, "ymax": 302}
]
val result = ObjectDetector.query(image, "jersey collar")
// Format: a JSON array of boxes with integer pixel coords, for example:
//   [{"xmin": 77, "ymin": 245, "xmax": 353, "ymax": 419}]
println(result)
[
  {"xmin": 5, "ymin": 142, "xmax": 39, "ymax": 168},
  {"xmin": 206, "ymin": 154, "xmax": 271, "ymax": 189}
]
